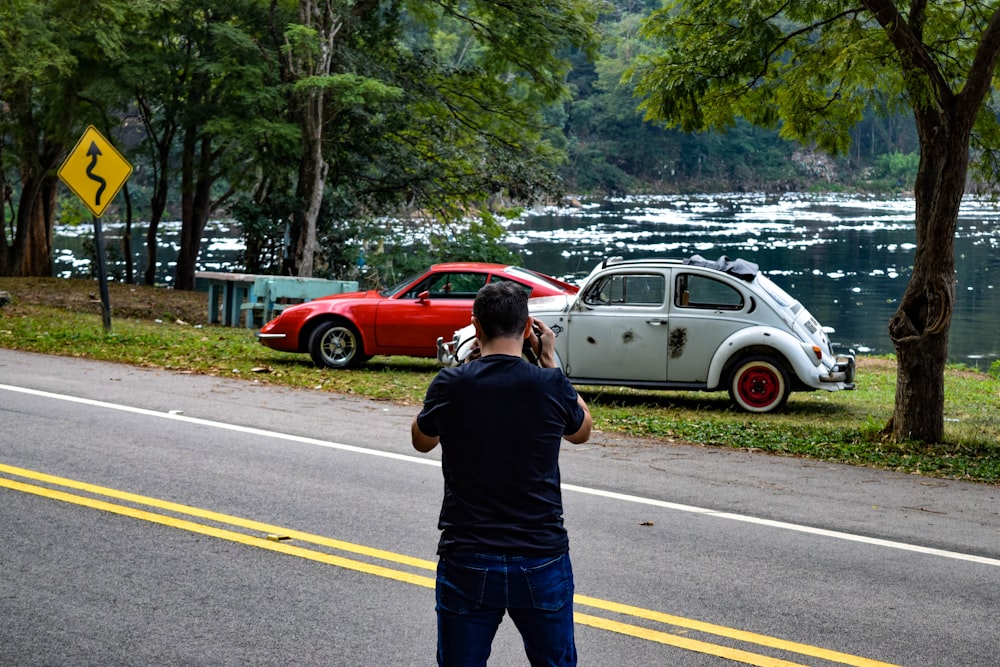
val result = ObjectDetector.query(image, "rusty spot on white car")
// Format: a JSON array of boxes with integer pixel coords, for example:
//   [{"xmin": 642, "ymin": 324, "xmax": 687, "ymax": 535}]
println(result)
[{"xmin": 669, "ymin": 328, "xmax": 687, "ymax": 358}]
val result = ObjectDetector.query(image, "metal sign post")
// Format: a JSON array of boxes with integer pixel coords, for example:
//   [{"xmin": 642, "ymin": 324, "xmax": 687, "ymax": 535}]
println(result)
[
  {"xmin": 57, "ymin": 126, "xmax": 133, "ymax": 332},
  {"xmin": 92, "ymin": 216, "xmax": 113, "ymax": 331}
]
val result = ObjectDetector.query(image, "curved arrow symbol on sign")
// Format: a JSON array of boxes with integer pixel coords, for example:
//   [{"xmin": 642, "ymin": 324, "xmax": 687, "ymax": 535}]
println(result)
[{"xmin": 85, "ymin": 141, "xmax": 107, "ymax": 206}]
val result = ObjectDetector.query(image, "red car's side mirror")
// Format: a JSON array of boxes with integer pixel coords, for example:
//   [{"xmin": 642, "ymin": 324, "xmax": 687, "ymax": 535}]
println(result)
[{"xmin": 417, "ymin": 290, "xmax": 431, "ymax": 302}]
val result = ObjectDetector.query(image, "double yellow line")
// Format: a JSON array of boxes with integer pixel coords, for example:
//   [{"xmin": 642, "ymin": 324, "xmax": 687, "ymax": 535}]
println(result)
[{"xmin": 0, "ymin": 462, "xmax": 899, "ymax": 667}]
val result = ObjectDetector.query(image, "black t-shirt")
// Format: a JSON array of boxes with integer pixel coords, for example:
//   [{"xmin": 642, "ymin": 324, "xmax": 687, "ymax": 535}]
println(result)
[{"xmin": 417, "ymin": 354, "xmax": 586, "ymax": 556}]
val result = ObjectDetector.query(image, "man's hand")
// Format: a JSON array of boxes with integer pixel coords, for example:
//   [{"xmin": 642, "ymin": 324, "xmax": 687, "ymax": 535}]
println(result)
[{"xmin": 529, "ymin": 318, "xmax": 559, "ymax": 369}]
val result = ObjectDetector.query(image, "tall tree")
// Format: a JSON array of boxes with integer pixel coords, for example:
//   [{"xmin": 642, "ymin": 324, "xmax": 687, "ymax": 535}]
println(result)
[
  {"xmin": 271, "ymin": 0, "xmax": 604, "ymax": 277},
  {"xmin": 159, "ymin": 0, "xmax": 292, "ymax": 290},
  {"xmin": 278, "ymin": 0, "xmax": 402, "ymax": 278},
  {"xmin": 281, "ymin": 1, "xmax": 339, "ymax": 278},
  {"xmin": 119, "ymin": 2, "xmax": 186, "ymax": 286},
  {"xmin": 629, "ymin": 1, "xmax": 1000, "ymax": 443}
]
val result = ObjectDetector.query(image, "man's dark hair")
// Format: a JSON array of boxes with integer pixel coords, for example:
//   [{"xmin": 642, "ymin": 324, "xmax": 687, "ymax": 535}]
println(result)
[{"xmin": 472, "ymin": 281, "xmax": 529, "ymax": 340}]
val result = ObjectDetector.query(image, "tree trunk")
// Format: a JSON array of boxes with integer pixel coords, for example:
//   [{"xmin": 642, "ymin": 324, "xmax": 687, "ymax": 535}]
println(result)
[
  {"xmin": 143, "ymin": 163, "xmax": 170, "ymax": 286},
  {"xmin": 0, "ymin": 177, "xmax": 35, "ymax": 277},
  {"xmin": 0, "ymin": 160, "xmax": 52, "ymax": 277},
  {"xmin": 0, "ymin": 94, "xmax": 63, "ymax": 278},
  {"xmin": 174, "ymin": 131, "xmax": 214, "ymax": 291},
  {"xmin": 122, "ymin": 183, "xmax": 134, "ymax": 284},
  {"xmin": 886, "ymin": 111, "xmax": 966, "ymax": 443},
  {"xmin": 22, "ymin": 178, "xmax": 56, "ymax": 276},
  {"xmin": 5, "ymin": 170, "xmax": 59, "ymax": 278},
  {"xmin": 295, "ymin": 90, "xmax": 327, "ymax": 278},
  {"xmin": 143, "ymin": 217, "xmax": 162, "ymax": 286},
  {"xmin": 138, "ymin": 97, "xmax": 176, "ymax": 287}
]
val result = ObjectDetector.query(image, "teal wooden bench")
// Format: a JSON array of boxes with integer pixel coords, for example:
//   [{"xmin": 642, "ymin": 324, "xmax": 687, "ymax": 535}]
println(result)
[
  {"xmin": 196, "ymin": 272, "xmax": 259, "ymax": 326},
  {"xmin": 240, "ymin": 276, "xmax": 359, "ymax": 328}
]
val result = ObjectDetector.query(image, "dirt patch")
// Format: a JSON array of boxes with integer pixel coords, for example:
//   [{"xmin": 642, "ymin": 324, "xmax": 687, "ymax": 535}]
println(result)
[{"xmin": 0, "ymin": 277, "xmax": 208, "ymax": 324}]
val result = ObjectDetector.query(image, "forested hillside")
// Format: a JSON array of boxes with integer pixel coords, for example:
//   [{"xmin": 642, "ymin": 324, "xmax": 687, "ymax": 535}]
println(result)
[{"xmin": 557, "ymin": 1, "xmax": 921, "ymax": 194}]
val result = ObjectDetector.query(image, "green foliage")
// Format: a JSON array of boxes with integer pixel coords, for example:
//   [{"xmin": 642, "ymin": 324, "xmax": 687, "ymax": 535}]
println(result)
[
  {"xmin": 431, "ymin": 215, "xmax": 521, "ymax": 265},
  {"xmin": 555, "ymin": 0, "xmax": 902, "ymax": 193},
  {"xmin": 361, "ymin": 0, "xmax": 598, "ymax": 215},
  {"xmin": 0, "ymin": 0, "xmax": 161, "ymax": 276},
  {"xmin": 877, "ymin": 151, "xmax": 919, "ymax": 177},
  {"xmin": 874, "ymin": 151, "xmax": 920, "ymax": 182},
  {"xmin": 341, "ymin": 214, "xmax": 521, "ymax": 291},
  {"xmin": 323, "ymin": 205, "xmax": 522, "ymax": 290},
  {"xmin": 260, "ymin": 0, "xmax": 608, "ymax": 276},
  {"xmin": 629, "ymin": 2, "xmax": 882, "ymax": 152},
  {"xmin": 230, "ymin": 184, "xmax": 365, "ymax": 279},
  {"xmin": 54, "ymin": 196, "xmax": 93, "ymax": 228}
]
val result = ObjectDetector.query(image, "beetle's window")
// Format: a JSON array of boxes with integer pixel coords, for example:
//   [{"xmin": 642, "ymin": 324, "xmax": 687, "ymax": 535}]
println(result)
[
  {"xmin": 583, "ymin": 274, "xmax": 664, "ymax": 306},
  {"xmin": 625, "ymin": 274, "xmax": 665, "ymax": 305},
  {"xmin": 675, "ymin": 274, "xmax": 743, "ymax": 310},
  {"xmin": 582, "ymin": 276, "xmax": 611, "ymax": 305}
]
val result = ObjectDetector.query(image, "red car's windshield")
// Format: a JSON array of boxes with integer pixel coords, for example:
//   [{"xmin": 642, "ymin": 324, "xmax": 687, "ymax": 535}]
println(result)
[{"xmin": 380, "ymin": 272, "xmax": 423, "ymax": 298}]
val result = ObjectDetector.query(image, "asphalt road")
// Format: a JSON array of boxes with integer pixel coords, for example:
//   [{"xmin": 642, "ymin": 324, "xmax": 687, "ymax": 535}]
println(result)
[{"xmin": 1, "ymin": 348, "xmax": 998, "ymax": 666}]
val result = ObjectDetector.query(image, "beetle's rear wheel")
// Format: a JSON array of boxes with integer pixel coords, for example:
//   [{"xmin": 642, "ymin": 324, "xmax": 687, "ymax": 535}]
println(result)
[{"xmin": 728, "ymin": 356, "xmax": 790, "ymax": 413}]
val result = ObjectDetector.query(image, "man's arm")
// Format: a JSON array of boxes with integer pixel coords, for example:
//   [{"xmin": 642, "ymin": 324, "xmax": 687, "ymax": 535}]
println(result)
[
  {"xmin": 411, "ymin": 417, "xmax": 440, "ymax": 452},
  {"xmin": 564, "ymin": 394, "xmax": 592, "ymax": 444},
  {"xmin": 530, "ymin": 318, "xmax": 592, "ymax": 444}
]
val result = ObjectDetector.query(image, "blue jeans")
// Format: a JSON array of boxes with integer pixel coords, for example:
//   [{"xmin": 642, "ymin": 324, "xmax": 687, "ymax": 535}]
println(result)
[{"xmin": 435, "ymin": 551, "xmax": 576, "ymax": 667}]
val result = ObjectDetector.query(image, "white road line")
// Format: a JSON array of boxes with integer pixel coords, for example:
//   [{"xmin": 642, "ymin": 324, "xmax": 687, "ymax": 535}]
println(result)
[
  {"xmin": 2, "ymin": 383, "xmax": 433, "ymax": 465},
  {"xmin": 4, "ymin": 382, "xmax": 998, "ymax": 568},
  {"xmin": 561, "ymin": 483, "xmax": 1000, "ymax": 567}
]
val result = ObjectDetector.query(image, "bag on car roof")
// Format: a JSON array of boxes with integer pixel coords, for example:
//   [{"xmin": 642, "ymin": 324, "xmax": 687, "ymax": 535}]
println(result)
[{"xmin": 684, "ymin": 254, "xmax": 759, "ymax": 281}]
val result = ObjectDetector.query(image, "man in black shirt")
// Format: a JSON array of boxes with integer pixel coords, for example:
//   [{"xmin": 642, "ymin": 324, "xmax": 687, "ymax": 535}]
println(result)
[{"xmin": 412, "ymin": 281, "xmax": 592, "ymax": 666}]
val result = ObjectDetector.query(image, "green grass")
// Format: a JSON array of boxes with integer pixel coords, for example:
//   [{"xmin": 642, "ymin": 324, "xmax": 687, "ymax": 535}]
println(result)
[{"xmin": 2, "ymin": 305, "xmax": 998, "ymax": 483}]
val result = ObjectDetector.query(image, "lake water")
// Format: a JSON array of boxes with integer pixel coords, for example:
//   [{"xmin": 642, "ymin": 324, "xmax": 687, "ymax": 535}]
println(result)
[{"xmin": 53, "ymin": 192, "xmax": 1000, "ymax": 365}]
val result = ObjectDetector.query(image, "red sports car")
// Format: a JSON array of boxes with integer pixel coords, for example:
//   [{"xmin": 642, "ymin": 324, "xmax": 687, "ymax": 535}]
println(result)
[{"xmin": 256, "ymin": 262, "xmax": 578, "ymax": 368}]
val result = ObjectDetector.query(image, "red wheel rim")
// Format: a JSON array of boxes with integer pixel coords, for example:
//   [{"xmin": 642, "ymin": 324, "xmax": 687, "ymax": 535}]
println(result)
[{"xmin": 737, "ymin": 366, "xmax": 781, "ymax": 409}]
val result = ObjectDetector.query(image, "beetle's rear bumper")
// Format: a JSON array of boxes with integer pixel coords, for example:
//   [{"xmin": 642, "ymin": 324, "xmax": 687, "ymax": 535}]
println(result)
[
  {"xmin": 437, "ymin": 336, "xmax": 458, "ymax": 365},
  {"xmin": 819, "ymin": 353, "xmax": 856, "ymax": 389}
]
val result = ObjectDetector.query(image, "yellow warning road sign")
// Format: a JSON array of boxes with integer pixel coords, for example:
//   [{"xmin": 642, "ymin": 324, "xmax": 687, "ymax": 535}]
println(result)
[{"xmin": 58, "ymin": 126, "xmax": 133, "ymax": 218}]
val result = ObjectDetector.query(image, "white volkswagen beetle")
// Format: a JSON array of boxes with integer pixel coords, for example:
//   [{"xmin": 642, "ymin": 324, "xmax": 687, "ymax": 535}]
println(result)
[{"xmin": 437, "ymin": 255, "xmax": 856, "ymax": 413}]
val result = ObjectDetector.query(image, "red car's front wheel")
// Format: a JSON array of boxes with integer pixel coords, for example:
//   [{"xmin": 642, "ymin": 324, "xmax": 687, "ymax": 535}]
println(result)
[
  {"xmin": 728, "ymin": 356, "xmax": 790, "ymax": 413},
  {"xmin": 309, "ymin": 321, "xmax": 365, "ymax": 369}
]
